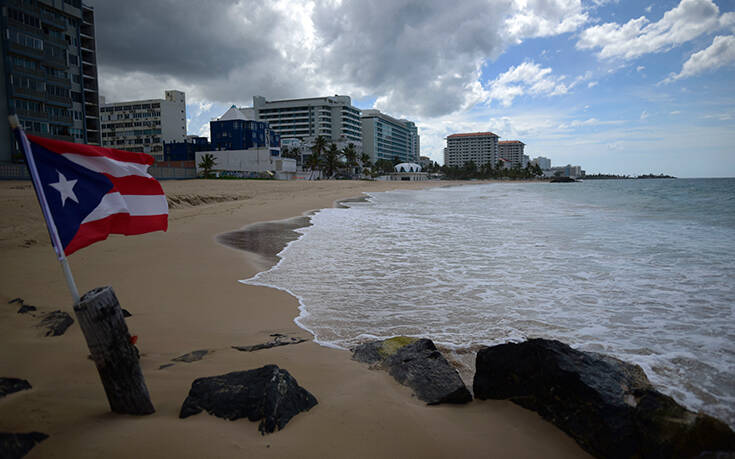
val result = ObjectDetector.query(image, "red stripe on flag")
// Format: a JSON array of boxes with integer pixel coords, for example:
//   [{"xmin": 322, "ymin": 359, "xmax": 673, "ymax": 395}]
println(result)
[
  {"xmin": 28, "ymin": 134, "xmax": 154, "ymax": 165},
  {"xmin": 65, "ymin": 213, "xmax": 168, "ymax": 255},
  {"xmin": 104, "ymin": 174, "xmax": 165, "ymax": 195}
]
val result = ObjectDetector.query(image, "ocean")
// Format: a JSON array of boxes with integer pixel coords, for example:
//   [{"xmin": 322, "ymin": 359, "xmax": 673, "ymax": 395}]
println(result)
[{"xmin": 243, "ymin": 178, "xmax": 735, "ymax": 426}]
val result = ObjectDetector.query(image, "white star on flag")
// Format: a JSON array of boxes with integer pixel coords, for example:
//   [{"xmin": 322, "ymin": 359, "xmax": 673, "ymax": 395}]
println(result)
[{"xmin": 49, "ymin": 171, "xmax": 79, "ymax": 207}]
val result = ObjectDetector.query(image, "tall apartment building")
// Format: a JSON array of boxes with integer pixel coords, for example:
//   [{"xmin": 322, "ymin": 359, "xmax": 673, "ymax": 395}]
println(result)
[
  {"xmin": 0, "ymin": 0, "xmax": 100, "ymax": 162},
  {"xmin": 532, "ymin": 156, "xmax": 551, "ymax": 170},
  {"xmin": 498, "ymin": 140, "xmax": 525, "ymax": 168},
  {"xmin": 444, "ymin": 132, "xmax": 499, "ymax": 168},
  {"xmin": 251, "ymin": 95, "xmax": 362, "ymax": 144},
  {"xmin": 361, "ymin": 109, "xmax": 420, "ymax": 163},
  {"xmin": 100, "ymin": 90, "xmax": 186, "ymax": 161}
]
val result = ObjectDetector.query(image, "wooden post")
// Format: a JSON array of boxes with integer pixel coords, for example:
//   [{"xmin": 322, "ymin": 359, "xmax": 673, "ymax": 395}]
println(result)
[{"xmin": 73, "ymin": 286, "xmax": 155, "ymax": 415}]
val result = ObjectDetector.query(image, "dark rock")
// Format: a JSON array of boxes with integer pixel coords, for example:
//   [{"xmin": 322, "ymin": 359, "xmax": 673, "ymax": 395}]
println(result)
[
  {"xmin": 122, "ymin": 309, "xmax": 132, "ymax": 318},
  {"xmin": 37, "ymin": 311, "xmax": 73, "ymax": 337},
  {"xmin": 172, "ymin": 350, "xmax": 209, "ymax": 363},
  {"xmin": 352, "ymin": 337, "xmax": 472, "ymax": 405},
  {"xmin": 8, "ymin": 298, "xmax": 23, "ymax": 305},
  {"xmin": 0, "ymin": 378, "xmax": 31, "ymax": 398},
  {"xmin": 16, "ymin": 305, "xmax": 36, "ymax": 314},
  {"xmin": 179, "ymin": 365, "xmax": 317, "ymax": 434},
  {"xmin": 159, "ymin": 363, "xmax": 174, "ymax": 370},
  {"xmin": 232, "ymin": 333, "xmax": 307, "ymax": 352},
  {"xmin": 473, "ymin": 338, "xmax": 735, "ymax": 458},
  {"xmin": 0, "ymin": 432, "xmax": 48, "ymax": 459}
]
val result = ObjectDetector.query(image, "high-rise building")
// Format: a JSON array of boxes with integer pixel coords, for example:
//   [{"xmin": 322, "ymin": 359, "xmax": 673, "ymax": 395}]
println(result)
[
  {"xmin": 0, "ymin": 0, "xmax": 101, "ymax": 162},
  {"xmin": 100, "ymin": 90, "xmax": 186, "ymax": 161},
  {"xmin": 532, "ymin": 156, "xmax": 551, "ymax": 170},
  {"xmin": 498, "ymin": 140, "xmax": 525, "ymax": 168},
  {"xmin": 444, "ymin": 132, "xmax": 499, "ymax": 168},
  {"xmin": 251, "ymin": 95, "xmax": 361, "ymax": 144},
  {"xmin": 361, "ymin": 109, "xmax": 420, "ymax": 163}
]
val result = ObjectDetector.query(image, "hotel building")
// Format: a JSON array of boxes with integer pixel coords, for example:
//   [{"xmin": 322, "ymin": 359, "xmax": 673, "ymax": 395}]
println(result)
[
  {"xmin": 251, "ymin": 95, "xmax": 362, "ymax": 144},
  {"xmin": 100, "ymin": 90, "xmax": 187, "ymax": 161},
  {"xmin": 498, "ymin": 140, "xmax": 525, "ymax": 168},
  {"xmin": 361, "ymin": 109, "xmax": 420, "ymax": 163},
  {"xmin": 444, "ymin": 132, "xmax": 499, "ymax": 168},
  {"xmin": 532, "ymin": 156, "xmax": 551, "ymax": 170},
  {"xmin": 0, "ymin": 0, "xmax": 101, "ymax": 162}
]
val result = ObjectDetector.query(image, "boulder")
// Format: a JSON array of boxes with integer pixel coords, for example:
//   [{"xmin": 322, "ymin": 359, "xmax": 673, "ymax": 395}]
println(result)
[
  {"xmin": 122, "ymin": 309, "xmax": 132, "ymax": 318},
  {"xmin": 37, "ymin": 311, "xmax": 73, "ymax": 337},
  {"xmin": 352, "ymin": 337, "xmax": 472, "ymax": 405},
  {"xmin": 179, "ymin": 365, "xmax": 317, "ymax": 434},
  {"xmin": 473, "ymin": 338, "xmax": 735, "ymax": 458},
  {"xmin": 232, "ymin": 333, "xmax": 307, "ymax": 352},
  {"xmin": 0, "ymin": 432, "xmax": 48, "ymax": 459},
  {"xmin": 0, "ymin": 378, "xmax": 31, "ymax": 398},
  {"xmin": 16, "ymin": 305, "xmax": 36, "ymax": 314}
]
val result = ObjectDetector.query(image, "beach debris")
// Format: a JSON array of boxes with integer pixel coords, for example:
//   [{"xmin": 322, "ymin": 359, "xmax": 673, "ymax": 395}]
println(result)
[
  {"xmin": 37, "ymin": 311, "xmax": 74, "ymax": 337},
  {"xmin": 0, "ymin": 432, "xmax": 48, "ymax": 458},
  {"xmin": 122, "ymin": 309, "xmax": 132, "ymax": 318},
  {"xmin": 473, "ymin": 338, "xmax": 735, "ymax": 458},
  {"xmin": 8, "ymin": 298, "xmax": 23, "ymax": 304},
  {"xmin": 159, "ymin": 364, "xmax": 174, "ymax": 370},
  {"xmin": 232, "ymin": 333, "xmax": 307, "ymax": 352},
  {"xmin": 16, "ymin": 305, "xmax": 36, "ymax": 314},
  {"xmin": 352, "ymin": 337, "xmax": 472, "ymax": 405},
  {"xmin": 172, "ymin": 349, "xmax": 209, "ymax": 363},
  {"xmin": 179, "ymin": 365, "xmax": 318, "ymax": 434},
  {"xmin": 0, "ymin": 378, "xmax": 31, "ymax": 398}
]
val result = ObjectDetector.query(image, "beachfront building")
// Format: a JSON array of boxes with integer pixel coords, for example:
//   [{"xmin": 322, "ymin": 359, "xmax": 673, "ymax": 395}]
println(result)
[
  {"xmin": 100, "ymin": 90, "xmax": 186, "ymax": 161},
  {"xmin": 163, "ymin": 135, "xmax": 210, "ymax": 161},
  {"xmin": 361, "ymin": 109, "xmax": 420, "ymax": 164},
  {"xmin": 0, "ymin": 0, "xmax": 101, "ymax": 163},
  {"xmin": 444, "ymin": 132, "xmax": 499, "ymax": 168},
  {"xmin": 251, "ymin": 95, "xmax": 362, "ymax": 144},
  {"xmin": 194, "ymin": 105, "xmax": 295, "ymax": 179},
  {"xmin": 543, "ymin": 164, "xmax": 584, "ymax": 179},
  {"xmin": 532, "ymin": 156, "xmax": 551, "ymax": 170},
  {"xmin": 498, "ymin": 140, "xmax": 525, "ymax": 168}
]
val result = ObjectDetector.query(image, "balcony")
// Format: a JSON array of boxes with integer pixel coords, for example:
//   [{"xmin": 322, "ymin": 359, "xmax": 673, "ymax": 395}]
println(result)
[
  {"xmin": 40, "ymin": 10, "xmax": 66, "ymax": 29},
  {"xmin": 49, "ymin": 113, "xmax": 73, "ymax": 124},
  {"xmin": 12, "ymin": 86, "xmax": 45, "ymax": 100},
  {"xmin": 11, "ymin": 63, "xmax": 45, "ymax": 78},
  {"xmin": 8, "ymin": 41, "xmax": 43, "ymax": 59},
  {"xmin": 16, "ymin": 108, "xmax": 46, "ymax": 120}
]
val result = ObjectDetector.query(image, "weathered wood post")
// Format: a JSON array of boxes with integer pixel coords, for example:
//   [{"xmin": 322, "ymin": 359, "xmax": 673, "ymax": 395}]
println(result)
[{"xmin": 73, "ymin": 286, "xmax": 155, "ymax": 415}]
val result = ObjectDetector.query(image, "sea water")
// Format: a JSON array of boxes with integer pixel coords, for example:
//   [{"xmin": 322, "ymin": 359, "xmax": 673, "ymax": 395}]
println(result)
[{"xmin": 243, "ymin": 179, "xmax": 735, "ymax": 426}]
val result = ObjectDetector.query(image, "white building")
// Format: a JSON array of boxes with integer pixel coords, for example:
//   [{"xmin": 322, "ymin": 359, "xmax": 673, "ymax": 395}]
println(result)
[
  {"xmin": 251, "ymin": 95, "xmax": 362, "ymax": 144},
  {"xmin": 498, "ymin": 140, "xmax": 525, "ymax": 168},
  {"xmin": 532, "ymin": 156, "xmax": 551, "ymax": 170},
  {"xmin": 101, "ymin": 90, "xmax": 186, "ymax": 161},
  {"xmin": 444, "ymin": 132, "xmax": 499, "ymax": 168},
  {"xmin": 361, "ymin": 109, "xmax": 420, "ymax": 163},
  {"xmin": 195, "ymin": 149, "xmax": 296, "ymax": 180}
]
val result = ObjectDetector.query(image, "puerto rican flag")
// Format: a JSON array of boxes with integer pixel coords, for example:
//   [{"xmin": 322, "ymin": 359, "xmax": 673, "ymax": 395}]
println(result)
[{"xmin": 17, "ymin": 132, "xmax": 168, "ymax": 256}]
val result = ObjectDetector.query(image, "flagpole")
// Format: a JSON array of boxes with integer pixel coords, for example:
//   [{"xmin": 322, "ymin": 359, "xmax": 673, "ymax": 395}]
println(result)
[{"xmin": 9, "ymin": 115, "xmax": 80, "ymax": 304}]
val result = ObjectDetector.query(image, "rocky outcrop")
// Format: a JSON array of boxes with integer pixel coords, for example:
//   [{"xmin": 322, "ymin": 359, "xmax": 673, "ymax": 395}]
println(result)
[
  {"xmin": 232, "ymin": 333, "xmax": 307, "ymax": 352},
  {"xmin": 37, "ymin": 311, "xmax": 73, "ymax": 337},
  {"xmin": 352, "ymin": 337, "xmax": 472, "ymax": 405},
  {"xmin": 0, "ymin": 432, "xmax": 48, "ymax": 459},
  {"xmin": 0, "ymin": 378, "xmax": 31, "ymax": 398},
  {"xmin": 473, "ymin": 338, "xmax": 735, "ymax": 458},
  {"xmin": 180, "ymin": 365, "xmax": 317, "ymax": 434}
]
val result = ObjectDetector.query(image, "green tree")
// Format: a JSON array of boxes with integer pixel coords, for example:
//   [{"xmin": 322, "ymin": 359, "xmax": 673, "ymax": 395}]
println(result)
[
  {"xmin": 198, "ymin": 153, "xmax": 217, "ymax": 178},
  {"xmin": 342, "ymin": 143, "xmax": 358, "ymax": 178},
  {"xmin": 322, "ymin": 143, "xmax": 342, "ymax": 178},
  {"xmin": 307, "ymin": 136, "xmax": 328, "ymax": 179},
  {"xmin": 359, "ymin": 152, "xmax": 372, "ymax": 176}
]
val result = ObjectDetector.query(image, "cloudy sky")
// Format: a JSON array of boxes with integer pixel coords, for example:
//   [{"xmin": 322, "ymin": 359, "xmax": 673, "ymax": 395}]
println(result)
[{"xmin": 90, "ymin": 0, "xmax": 735, "ymax": 177}]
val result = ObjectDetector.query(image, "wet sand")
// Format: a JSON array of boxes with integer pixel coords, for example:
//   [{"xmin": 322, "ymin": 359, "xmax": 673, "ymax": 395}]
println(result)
[{"xmin": 0, "ymin": 179, "xmax": 589, "ymax": 458}]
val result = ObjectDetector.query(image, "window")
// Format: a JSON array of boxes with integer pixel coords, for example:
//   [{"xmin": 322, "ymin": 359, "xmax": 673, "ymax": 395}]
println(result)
[{"xmin": 7, "ymin": 29, "xmax": 43, "ymax": 50}]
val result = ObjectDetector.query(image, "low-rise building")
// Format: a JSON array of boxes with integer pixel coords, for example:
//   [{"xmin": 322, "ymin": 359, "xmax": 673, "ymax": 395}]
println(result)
[{"xmin": 100, "ymin": 89, "xmax": 186, "ymax": 161}]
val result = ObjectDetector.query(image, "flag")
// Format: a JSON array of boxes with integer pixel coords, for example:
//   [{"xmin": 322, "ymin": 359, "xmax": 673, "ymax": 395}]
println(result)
[{"xmin": 16, "ymin": 131, "xmax": 168, "ymax": 256}]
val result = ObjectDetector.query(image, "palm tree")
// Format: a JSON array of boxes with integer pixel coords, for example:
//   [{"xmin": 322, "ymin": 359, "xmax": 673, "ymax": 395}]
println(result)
[
  {"xmin": 198, "ymin": 153, "xmax": 216, "ymax": 178},
  {"xmin": 307, "ymin": 136, "xmax": 328, "ymax": 179},
  {"xmin": 342, "ymin": 143, "xmax": 358, "ymax": 178},
  {"xmin": 322, "ymin": 143, "xmax": 342, "ymax": 178},
  {"xmin": 360, "ymin": 153, "xmax": 372, "ymax": 177}
]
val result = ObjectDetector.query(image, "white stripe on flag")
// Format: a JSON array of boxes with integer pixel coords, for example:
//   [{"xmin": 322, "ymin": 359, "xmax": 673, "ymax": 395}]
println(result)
[
  {"xmin": 63, "ymin": 153, "xmax": 152, "ymax": 178},
  {"xmin": 82, "ymin": 193, "xmax": 168, "ymax": 224}
]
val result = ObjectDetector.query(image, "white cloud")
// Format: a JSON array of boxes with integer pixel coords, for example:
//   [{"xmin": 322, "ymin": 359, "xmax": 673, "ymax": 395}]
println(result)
[
  {"xmin": 588, "ymin": 81, "xmax": 599, "ymax": 88},
  {"xmin": 663, "ymin": 35, "xmax": 735, "ymax": 83},
  {"xmin": 645, "ymin": 5, "xmax": 652, "ymax": 13},
  {"xmin": 576, "ymin": 0, "xmax": 732, "ymax": 60},
  {"xmin": 640, "ymin": 110, "xmax": 649, "ymax": 120},
  {"xmin": 670, "ymin": 110, "xmax": 681, "ymax": 114},
  {"xmin": 637, "ymin": 65, "xmax": 646, "ymax": 72},
  {"xmin": 505, "ymin": 0, "xmax": 588, "ymax": 42},
  {"xmin": 488, "ymin": 61, "xmax": 570, "ymax": 107}
]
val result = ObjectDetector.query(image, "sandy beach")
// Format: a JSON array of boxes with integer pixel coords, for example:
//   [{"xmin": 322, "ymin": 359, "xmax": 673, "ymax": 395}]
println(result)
[{"xmin": 0, "ymin": 179, "xmax": 589, "ymax": 458}]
